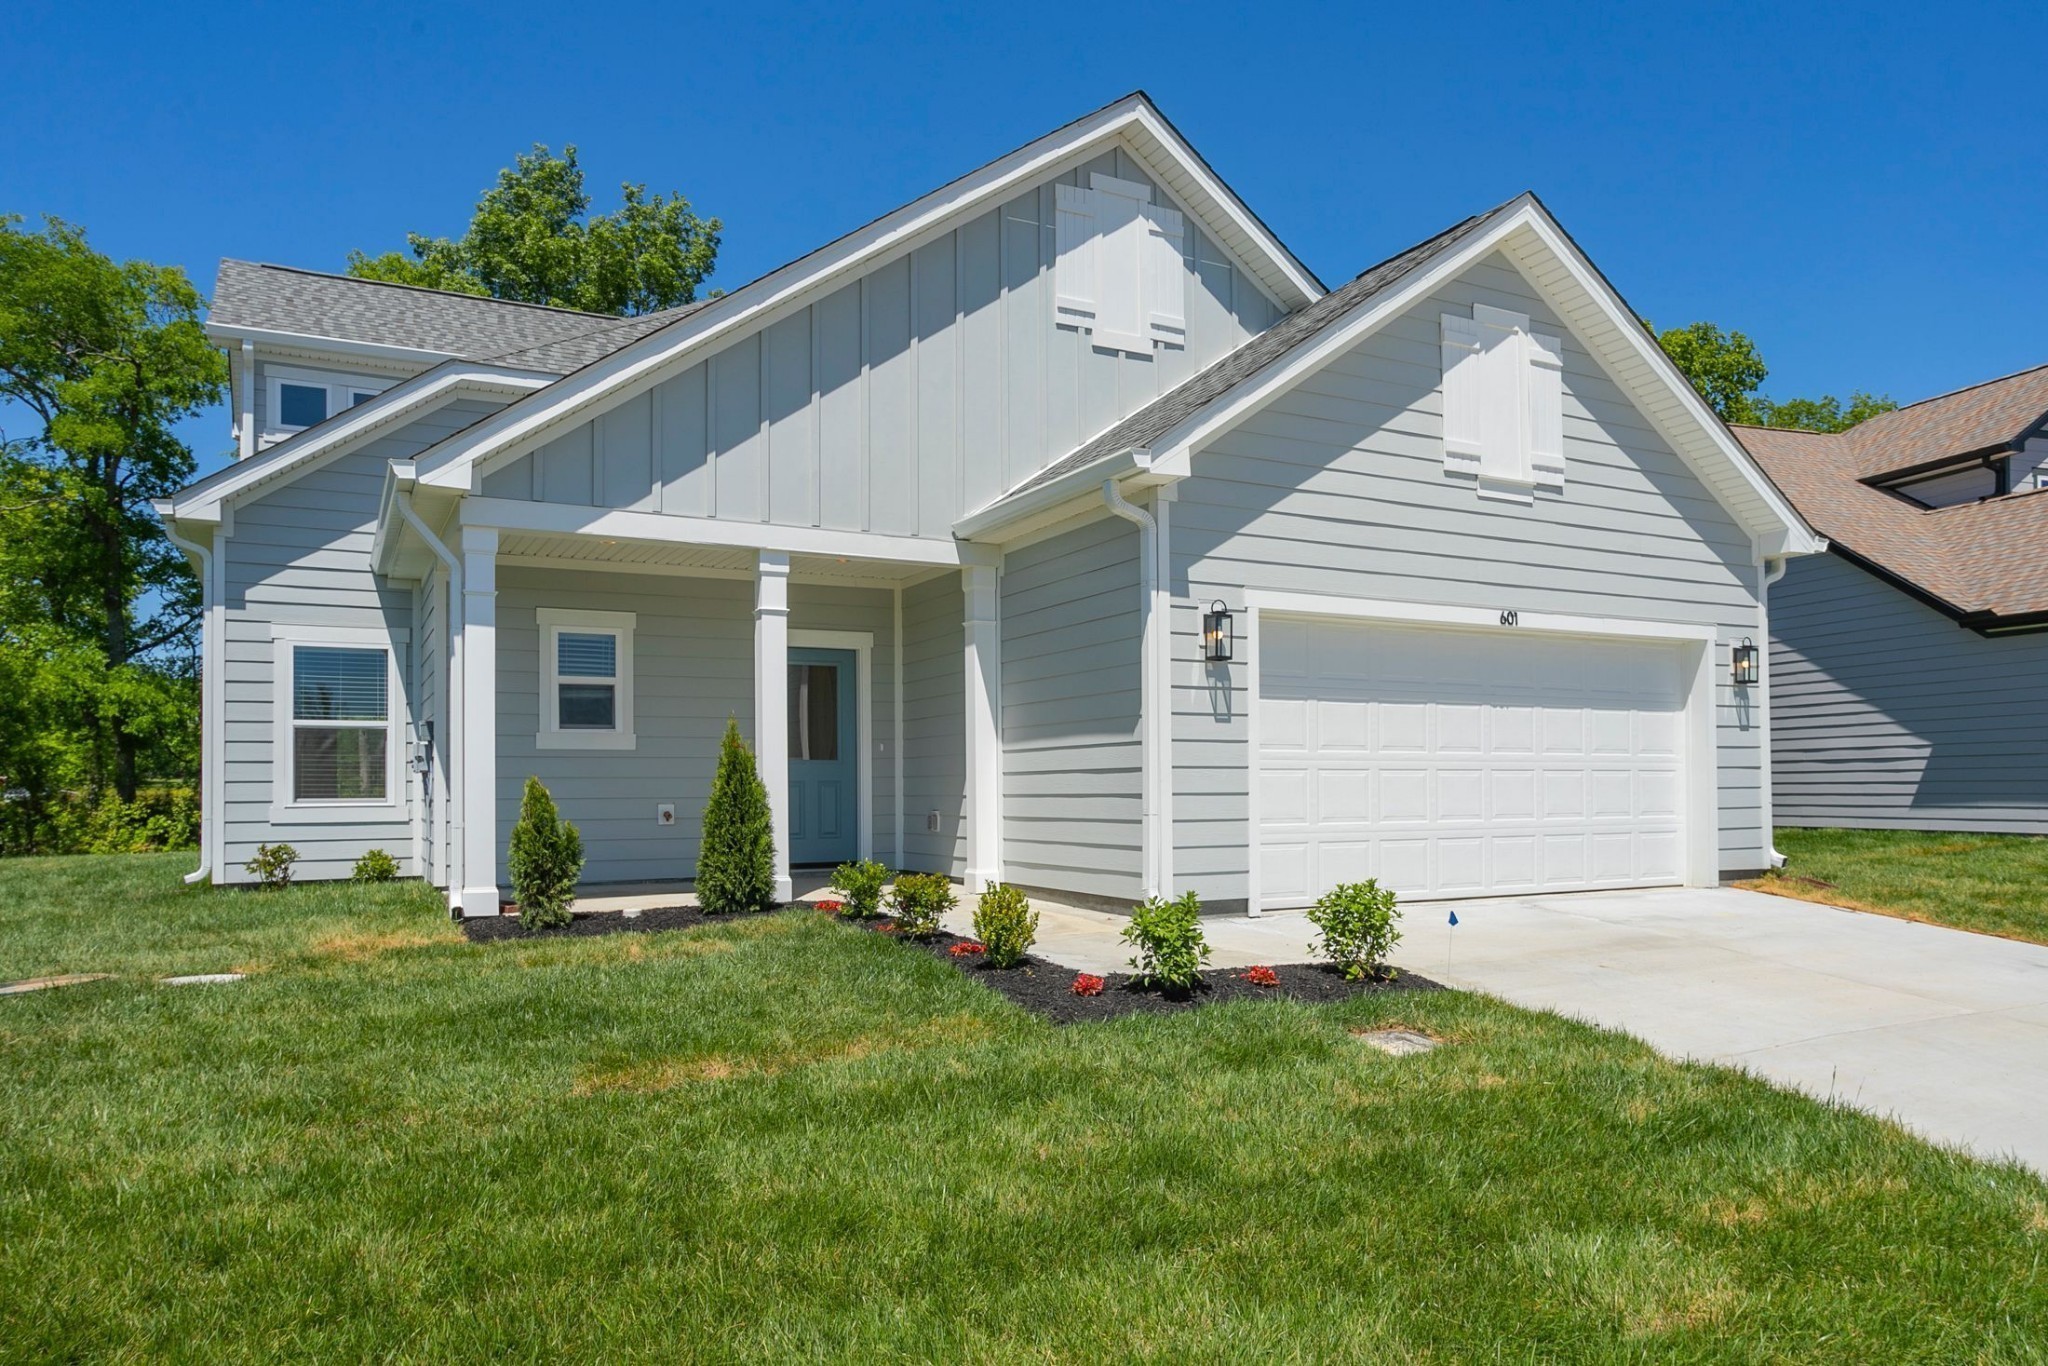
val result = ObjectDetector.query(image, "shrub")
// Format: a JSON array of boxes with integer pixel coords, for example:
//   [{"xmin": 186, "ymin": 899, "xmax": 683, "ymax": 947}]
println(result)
[
  {"xmin": 972, "ymin": 882, "xmax": 1038, "ymax": 968},
  {"xmin": 888, "ymin": 872, "xmax": 956, "ymax": 938},
  {"xmin": 352, "ymin": 849, "xmax": 400, "ymax": 883},
  {"xmin": 1070, "ymin": 973, "xmax": 1105, "ymax": 997},
  {"xmin": 1122, "ymin": 891, "xmax": 1211, "ymax": 992},
  {"xmin": 507, "ymin": 776, "xmax": 583, "ymax": 929},
  {"xmin": 244, "ymin": 842, "xmax": 298, "ymax": 890},
  {"xmin": 831, "ymin": 858, "xmax": 889, "ymax": 919},
  {"xmin": 1307, "ymin": 879, "xmax": 1403, "ymax": 981},
  {"xmin": 697, "ymin": 718, "xmax": 775, "ymax": 914}
]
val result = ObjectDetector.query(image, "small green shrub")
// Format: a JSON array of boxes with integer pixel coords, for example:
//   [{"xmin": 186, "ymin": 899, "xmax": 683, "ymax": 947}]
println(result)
[
  {"xmin": 244, "ymin": 842, "xmax": 298, "ymax": 890},
  {"xmin": 1122, "ymin": 891, "xmax": 1211, "ymax": 992},
  {"xmin": 973, "ymin": 883, "xmax": 1038, "ymax": 968},
  {"xmin": 352, "ymin": 849, "xmax": 400, "ymax": 883},
  {"xmin": 831, "ymin": 858, "xmax": 889, "ymax": 919},
  {"xmin": 697, "ymin": 718, "xmax": 775, "ymax": 914},
  {"xmin": 888, "ymin": 872, "xmax": 956, "ymax": 938},
  {"xmin": 507, "ymin": 777, "xmax": 583, "ymax": 929},
  {"xmin": 1308, "ymin": 879, "xmax": 1402, "ymax": 980}
]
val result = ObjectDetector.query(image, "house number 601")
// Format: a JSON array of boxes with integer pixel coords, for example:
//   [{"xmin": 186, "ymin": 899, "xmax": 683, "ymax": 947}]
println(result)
[{"xmin": 1499, "ymin": 610, "xmax": 1519, "ymax": 626}]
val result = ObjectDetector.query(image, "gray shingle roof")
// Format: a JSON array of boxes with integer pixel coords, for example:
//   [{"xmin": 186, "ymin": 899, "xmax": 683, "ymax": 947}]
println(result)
[
  {"xmin": 999, "ymin": 196, "xmax": 1523, "ymax": 502},
  {"xmin": 211, "ymin": 260, "xmax": 628, "ymax": 363},
  {"xmin": 481, "ymin": 300, "xmax": 718, "ymax": 372}
]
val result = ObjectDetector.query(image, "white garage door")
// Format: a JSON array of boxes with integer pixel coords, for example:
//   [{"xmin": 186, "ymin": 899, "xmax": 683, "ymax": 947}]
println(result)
[{"xmin": 1258, "ymin": 617, "xmax": 1687, "ymax": 907}]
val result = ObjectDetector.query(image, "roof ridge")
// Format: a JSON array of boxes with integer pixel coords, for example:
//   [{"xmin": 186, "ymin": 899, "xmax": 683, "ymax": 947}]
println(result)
[{"xmin": 220, "ymin": 259, "xmax": 623, "ymax": 320}]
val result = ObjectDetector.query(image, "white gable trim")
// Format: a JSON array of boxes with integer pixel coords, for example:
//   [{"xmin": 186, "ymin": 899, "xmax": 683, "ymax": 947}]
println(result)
[
  {"xmin": 409, "ymin": 94, "xmax": 1320, "ymax": 494},
  {"xmin": 1143, "ymin": 198, "xmax": 1823, "ymax": 557}
]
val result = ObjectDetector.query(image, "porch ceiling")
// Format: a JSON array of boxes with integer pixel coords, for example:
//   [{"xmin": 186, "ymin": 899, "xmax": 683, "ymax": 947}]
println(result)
[{"xmin": 494, "ymin": 531, "xmax": 950, "ymax": 586}]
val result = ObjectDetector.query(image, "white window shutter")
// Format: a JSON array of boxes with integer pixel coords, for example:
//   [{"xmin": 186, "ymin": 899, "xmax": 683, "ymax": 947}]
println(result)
[
  {"xmin": 1440, "ymin": 312, "xmax": 1484, "ymax": 477},
  {"xmin": 1084, "ymin": 176, "xmax": 1150, "ymax": 355},
  {"xmin": 1146, "ymin": 204, "xmax": 1187, "ymax": 349},
  {"xmin": 1527, "ymin": 329, "xmax": 1565, "ymax": 488},
  {"xmin": 1054, "ymin": 183, "xmax": 1097, "ymax": 327}
]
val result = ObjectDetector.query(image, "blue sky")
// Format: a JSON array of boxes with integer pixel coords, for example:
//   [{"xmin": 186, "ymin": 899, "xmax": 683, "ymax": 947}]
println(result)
[{"xmin": 5, "ymin": 0, "xmax": 2042, "ymax": 479}]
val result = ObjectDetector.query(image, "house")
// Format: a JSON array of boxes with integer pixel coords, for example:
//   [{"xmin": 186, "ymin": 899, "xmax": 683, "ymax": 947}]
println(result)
[
  {"xmin": 1737, "ymin": 371, "xmax": 2048, "ymax": 835},
  {"xmin": 154, "ymin": 93, "xmax": 1822, "ymax": 916}
]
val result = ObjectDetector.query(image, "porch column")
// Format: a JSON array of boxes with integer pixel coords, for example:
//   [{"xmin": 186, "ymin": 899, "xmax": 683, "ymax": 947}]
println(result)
[
  {"xmin": 458, "ymin": 526, "xmax": 500, "ymax": 916},
  {"xmin": 963, "ymin": 562, "xmax": 1001, "ymax": 894},
  {"xmin": 754, "ymin": 551, "xmax": 794, "ymax": 903}
]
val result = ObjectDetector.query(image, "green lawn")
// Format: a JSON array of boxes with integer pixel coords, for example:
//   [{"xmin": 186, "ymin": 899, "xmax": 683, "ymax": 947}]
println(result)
[
  {"xmin": 1747, "ymin": 827, "xmax": 2048, "ymax": 946},
  {"xmin": 4, "ymin": 855, "xmax": 2046, "ymax": 1359}
]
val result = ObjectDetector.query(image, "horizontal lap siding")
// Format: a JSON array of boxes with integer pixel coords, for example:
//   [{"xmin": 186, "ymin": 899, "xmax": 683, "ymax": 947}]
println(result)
[
  {"xmin": 1170, "ymin": 251, "xmax": 1767, "ymax": 900},
  {"xmin": 901, "ymin": 575, "xmax": 966, "ymax": 876},
  {"xmin": 493, "ymin": 570, "xmax": 900, "ymax": 886},
  {"xmin": 1770, "ymin": 552, "xmax": 2048, "ymax": 833},
  {"xmin": 482, "ymin": 144, "xmax": 1280, "ymax": 541},
  {"xmin": 1000, "ymin": 514, "xmax": 1143, "ymax": 901},
  {"xmin": 219, "ymin": 400, "xmax": 504, "ymax": 882}
]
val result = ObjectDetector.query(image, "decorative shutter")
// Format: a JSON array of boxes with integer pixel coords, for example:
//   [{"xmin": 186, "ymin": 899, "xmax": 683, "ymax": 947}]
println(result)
[
  {"xmin": 1088, "ymin": 175, "xmax": 1151, "ymax": 354},
  {"xmin": 1054, "ymin": 183, "xmax": 1097, "ymax": 328},
  {"xmin": 1146, "ymin": 204, "xmax": 1187, "ymax": 349},
  {"xmin": 1470, "ymin": 305, "xmax": 1528, "ymax": 498},
  {"xmin": 1526, "ymin": 329, "xmax": 1565, "ymax": 488},
  {"xmin": 1440, "ymin": 312, "xmax": 1484, "ymax": 478}
]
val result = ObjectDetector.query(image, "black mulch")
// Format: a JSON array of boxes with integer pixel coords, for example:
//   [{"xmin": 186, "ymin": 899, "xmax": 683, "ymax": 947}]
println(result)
[{"xmin": 460, "ymin": 901, "xmax": 1443, "ymax": 1023}]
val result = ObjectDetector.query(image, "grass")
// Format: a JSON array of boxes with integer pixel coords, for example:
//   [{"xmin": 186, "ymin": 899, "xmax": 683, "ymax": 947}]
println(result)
[
  {"xmin": 1744, "ymin": 827, "xmax": 2048, "ymax": 945},
  {"xmin": 3, "ymin": 855, "xmax": 2046, "ymax": 1360}
]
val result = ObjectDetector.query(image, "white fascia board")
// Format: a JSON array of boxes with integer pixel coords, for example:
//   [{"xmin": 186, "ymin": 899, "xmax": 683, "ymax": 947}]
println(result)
[
  {"xmin": 205, "ymin": 321, "xmax": 459, "ymax": 367},
  {"xmin": 165, "ymin": 364, "xmax": 555, "ymax": 521},
  {"xmin": 1147, "ymin": 198, "xmax": 1821, "ymax": 554},
  {"xmin": 460, "ymin": 497, "xmax": 1001, "ymax": 569},
  {"xmin": 413, "ymin": 95, "xmax": 1316, "ymax": 493},
  {"xmin": 1243, "ymin": 588, "xmax": 1718, "ymax": 644},
  {"xmin": 953, "ymin": 447, "xmax": 1153, "ymax": 540}
]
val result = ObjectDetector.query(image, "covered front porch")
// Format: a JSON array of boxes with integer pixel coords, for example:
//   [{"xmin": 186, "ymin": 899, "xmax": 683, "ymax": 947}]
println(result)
[{"xmin": 380, "ymin": 494, "xmax": 1005, "ymax": 916}]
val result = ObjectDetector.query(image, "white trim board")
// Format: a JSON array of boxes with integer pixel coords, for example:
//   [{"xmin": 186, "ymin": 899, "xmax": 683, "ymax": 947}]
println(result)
[
  {"xmin": 790, "ymin": 627, "xmax": 877, "ymax": 864},
  {"xmin": 1239, "ymin": 590, "xmax": 1719, "ymax": 644}
]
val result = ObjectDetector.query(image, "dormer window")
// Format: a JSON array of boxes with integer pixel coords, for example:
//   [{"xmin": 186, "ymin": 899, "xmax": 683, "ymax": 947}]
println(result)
[
  {"xmin": 1053, "ymin": 173, "xmax": 1187, "ymax": 356},
  {"xmin": 264, "ymin": 367, "xmax": 388, "ymax": 440},
  {"xmin": 1440, "ymin": 303, "xmax": 1565, "ymax": 503}
]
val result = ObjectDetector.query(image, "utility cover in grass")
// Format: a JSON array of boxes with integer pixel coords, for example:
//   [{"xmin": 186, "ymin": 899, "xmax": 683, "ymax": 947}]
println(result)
[{"xmin": 1355, "ymin": 1028, "xmax": 1439, "ymax": 1056}]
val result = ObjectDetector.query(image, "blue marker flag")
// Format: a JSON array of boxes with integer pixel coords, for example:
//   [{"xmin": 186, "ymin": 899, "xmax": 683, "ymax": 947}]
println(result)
[{"xmin": 1447, "ymin": 909, "xmax": 1459, "ymax": 927}]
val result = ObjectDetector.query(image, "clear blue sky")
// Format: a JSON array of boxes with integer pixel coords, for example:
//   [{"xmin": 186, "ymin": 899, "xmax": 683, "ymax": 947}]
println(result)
[{"xmin": 5, "ymin": 0, "xmax": 2042, "ymax": 479}]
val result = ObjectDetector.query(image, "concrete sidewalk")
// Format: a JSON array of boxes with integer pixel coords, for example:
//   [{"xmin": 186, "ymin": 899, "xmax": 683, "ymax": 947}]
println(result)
[{"xmin": 964, "ymin": 886, "xmax": 2048, "ymax": 1175}]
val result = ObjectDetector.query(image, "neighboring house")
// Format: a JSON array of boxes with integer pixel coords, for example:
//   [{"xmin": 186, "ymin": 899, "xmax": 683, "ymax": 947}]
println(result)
[
  {"xmin": 1738, "ymin": 371, "xmax": 2048, "ymax": 835},
  {"xmin": 155, "ymin": 92, "xmax": 1822, "ymax": 916}
]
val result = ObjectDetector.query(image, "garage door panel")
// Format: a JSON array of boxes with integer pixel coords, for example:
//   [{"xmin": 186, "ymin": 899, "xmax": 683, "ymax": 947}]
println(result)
[{"xmin": 1259, "ymin": 618, "xmax": 1687, "ymax": 907}]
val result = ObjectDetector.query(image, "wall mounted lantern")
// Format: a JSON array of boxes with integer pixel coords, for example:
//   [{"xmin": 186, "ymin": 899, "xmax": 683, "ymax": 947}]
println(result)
[
  {"xmin": 1202, "ymin": 600, "xmax": 1235, "ymax": 663},
  {"xmin": 1732, "ymin": 637, "xmax": 1760, "ymax": 687}
]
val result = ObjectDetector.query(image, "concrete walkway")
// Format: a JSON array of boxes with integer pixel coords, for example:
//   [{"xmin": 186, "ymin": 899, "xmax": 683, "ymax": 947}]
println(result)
[{"xmin": 968, "ymin": 887, "xmax": 2048, "ymax": 1174}]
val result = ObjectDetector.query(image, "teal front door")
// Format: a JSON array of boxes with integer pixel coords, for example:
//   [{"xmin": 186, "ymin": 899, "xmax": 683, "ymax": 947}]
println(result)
[{"xmin": 788, "ymin": 647, "xmax": 858, "ymax": 866}]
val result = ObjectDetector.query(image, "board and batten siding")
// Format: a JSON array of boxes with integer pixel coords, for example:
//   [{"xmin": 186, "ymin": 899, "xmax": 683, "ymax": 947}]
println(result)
[
  {"xmin": 479, "ymin": 144, "xmax": 1283, "ymax": 539},
  {"xmin": 999, "ymin": 512, "xmax": 1144, "ymax": 902},
  {"xmin": 220, "ymin": 398, "xmax": 507, "ymax": 881},
  {"xmin": 1167, "ymin": 249, "xmax": 1769, "ymax": 903},
  {"xmin": 492, "ymin": 568, "xmax": 901, "ymax": 886},
  {"xmin": 1770, "ymin": 551, "xmax": 2048, "ymax": 834},
  {"xmin": 900, "ymin": 574, "xmax": 967, "ymax": 876}
]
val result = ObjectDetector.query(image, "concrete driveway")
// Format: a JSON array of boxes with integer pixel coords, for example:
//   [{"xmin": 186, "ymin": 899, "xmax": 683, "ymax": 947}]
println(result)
[{"xmin": 983, "ymin": 887, "xmax": 2048, "ymax": 1173}]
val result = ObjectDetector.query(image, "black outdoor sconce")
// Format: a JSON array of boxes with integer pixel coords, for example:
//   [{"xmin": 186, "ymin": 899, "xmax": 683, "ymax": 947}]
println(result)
[
  {"xmin": 1732, "ymin": 637, "xmax": 1760, "ymax": 687},
  {"xmin": 1202, "ymin": 600, "xmax": 1235, "ymax": 663}
]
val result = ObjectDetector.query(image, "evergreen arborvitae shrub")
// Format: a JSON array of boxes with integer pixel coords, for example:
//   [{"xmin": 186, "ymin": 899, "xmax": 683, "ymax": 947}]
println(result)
[
  {"xmin": 697, "ymin": 717, "xmax": 775, "ymax": 914},
  {"xmin": 508, "ymin": 776, "xmax": 583, "ymax": 929}
]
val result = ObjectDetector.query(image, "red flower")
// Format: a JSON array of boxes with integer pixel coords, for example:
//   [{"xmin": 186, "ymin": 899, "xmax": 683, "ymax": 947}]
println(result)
[
  {"xmin": 815, "ymin": 899, "xmax": 844, "ymax": 912},
  {"xmin": 876, "ymin": 922, "xmax": 899, "ymax": 934},
  {"xmin": 1071, "ymin": 973, "xmax": 1106, "ymax": 997},
  {"xmin": 1243, "ymin": 965, "xmax": 1280, "ymax": 988},
  {"xmin": 950, "ymin": 941, "xmax": 986, "ymax": 957}
]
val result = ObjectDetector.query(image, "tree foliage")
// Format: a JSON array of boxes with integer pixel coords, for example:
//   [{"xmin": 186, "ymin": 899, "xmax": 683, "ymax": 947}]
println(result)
[
  {"xmin": 0, "ymin": 215, "xmax": 221, "ymax": 828},
  {"xmin": 1651, "ymin": 319, "xmax": 1897, "ymax": 433},
  {"xmin": 696, "ymin": 718, "xmax": 774, "ymax": 913},
  {"xmin": 346, "ymin": 144, "xmax": 721, "ymax": 316}
]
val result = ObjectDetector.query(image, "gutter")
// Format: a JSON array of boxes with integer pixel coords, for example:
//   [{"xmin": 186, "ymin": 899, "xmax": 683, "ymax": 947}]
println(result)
[
  {"xmin": 391, "ymin": 486, "xmax": 466, "ymax": 913},
  {"xmin": 158, "ymin": 519, "xmax": 218, "ymax": 886},
  {"xmin": 954, "ymin": 447, "xmax": 1153, "ymax": 541},
  {"xmin": 1102, "ymin": 479, "xmax": 1166, "ymax": 899}
]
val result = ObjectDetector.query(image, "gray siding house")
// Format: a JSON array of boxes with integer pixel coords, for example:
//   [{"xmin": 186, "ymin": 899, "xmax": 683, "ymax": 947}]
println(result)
[
  {"xmin": 157, "ymin": 93, "xmax": 1822, "ymax": 915},
  {"xmin": 1739, "ymin": 374, "xmax": 2048, "ymax": 835}
]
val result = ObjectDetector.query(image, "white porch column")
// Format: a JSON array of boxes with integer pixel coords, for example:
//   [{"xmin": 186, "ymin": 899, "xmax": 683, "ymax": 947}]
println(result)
[
  {"xmin": 754, "ymin": 551, "xmax": 794, "ymax": 903},
  {"xmin": 458, "ymin": 526, "xmax": 500, "ymax": 915},
  {"xmin": 963, "ymin": 562, "xmax": 1002, "ymax": 894}
]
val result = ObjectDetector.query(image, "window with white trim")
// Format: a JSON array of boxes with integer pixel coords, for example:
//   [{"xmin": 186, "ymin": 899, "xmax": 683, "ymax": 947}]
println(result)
[
  {"xmin": 537, "ymin": 608, "xmax": 636, "ymax": 750},
  {"xmin": 1054, "ymin": 173, "xmax": 1187, "ymax": 356},
  {"xmin": 264, "ymin": 368, "xmax": 388, "ymax": 440},
  {"xmin": 288, "ymin": 645, "xmax": 392, "ymax": 803},
  {"xmin": 1440, "ymin": 303, "xmax": 1566, "ymax": 503}
]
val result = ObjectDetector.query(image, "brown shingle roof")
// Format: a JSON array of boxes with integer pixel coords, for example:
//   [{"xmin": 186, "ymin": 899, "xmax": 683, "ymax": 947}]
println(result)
[{"xmin": 1735, "ymin": 366, "xmax": 2048, "ymax": 627}]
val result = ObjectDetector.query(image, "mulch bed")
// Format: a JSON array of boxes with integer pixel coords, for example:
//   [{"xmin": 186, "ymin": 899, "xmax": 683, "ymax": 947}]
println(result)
[{"xmin": 460, "ymin": 900, "xmax": 1443, "ymax": 1023}]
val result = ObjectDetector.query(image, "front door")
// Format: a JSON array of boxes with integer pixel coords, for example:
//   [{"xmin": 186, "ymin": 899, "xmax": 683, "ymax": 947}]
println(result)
[{"xmin": 788, "ymin": 648, "xmax": 858, "ymax": 866}]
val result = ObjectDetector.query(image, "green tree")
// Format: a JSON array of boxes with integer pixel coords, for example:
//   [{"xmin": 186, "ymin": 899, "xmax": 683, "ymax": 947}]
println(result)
[
  {"xmin": 696, "ymin": 718, "xmax": 774, "ymax": 914},
  {"xmin": 1652, "ymin": 319, "xmax": 1896, "ymax": 433},
  {"xmin": 0, "ymin": 216, "xmax": 222, "ymax": 810},
  {"xmin": 346, "ymin": 144, "xmax": 721, "ymax": 316},
  {"xmin": 508, "ymin": 776, "xmax": 583, "ymax": 928},
  {"xmin": 1754, "ymin": 391, "xmax": 1899, "ymax": 433}
]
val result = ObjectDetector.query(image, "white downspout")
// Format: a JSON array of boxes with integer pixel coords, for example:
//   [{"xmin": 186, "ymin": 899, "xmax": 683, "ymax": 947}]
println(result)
[
  {"xmin": 236, "ymin": 340, "xmax": 256, "ymax": 460},
  {"xmin": 1103, "ymin": 480, "xmax": 1161, "ymax": 899},
  {"xmin": 161, "ymin": 522, "xmax": 217, "ymax": 885},
  {"xmin": 1760, "ymin": 557, "xmax": 1789, "ymax": 869},
  {"xmin": 394, "ymin": 492, "xmax": 465, "ymax": 910}
]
